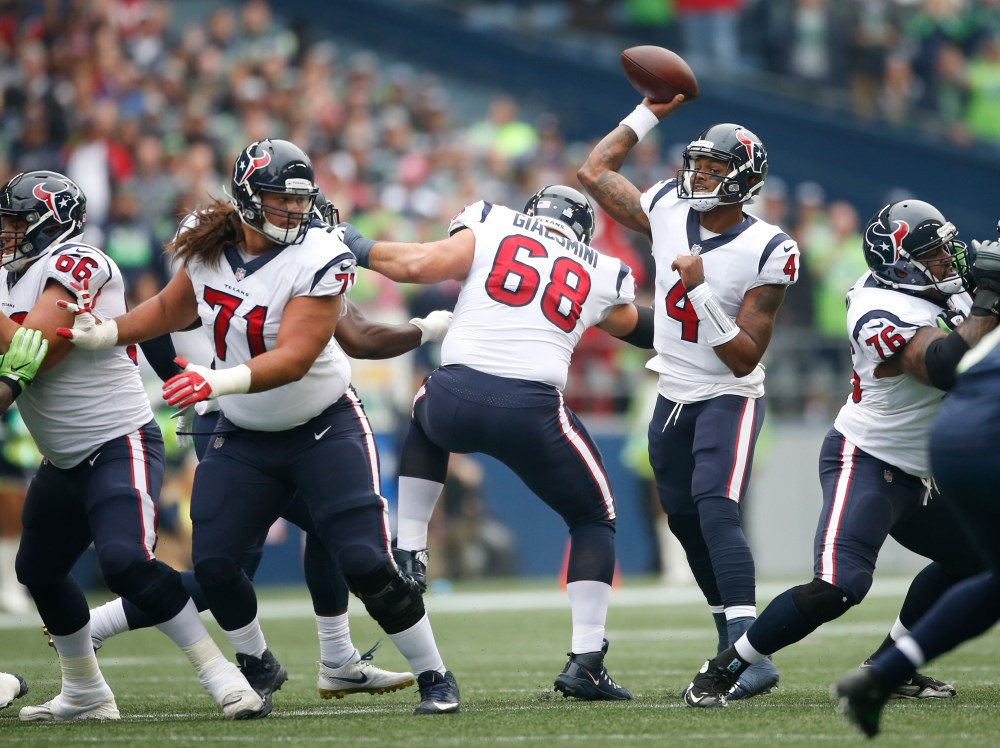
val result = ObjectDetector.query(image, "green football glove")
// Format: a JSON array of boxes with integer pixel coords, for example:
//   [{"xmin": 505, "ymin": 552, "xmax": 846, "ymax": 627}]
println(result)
[{"xmin": 0, "ymin": 327, "xmax": 49, "ymax": 399}]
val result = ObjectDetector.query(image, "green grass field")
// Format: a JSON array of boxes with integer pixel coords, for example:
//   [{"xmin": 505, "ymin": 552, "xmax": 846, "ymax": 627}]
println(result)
[{"xmin": 2, "ymin": 576, "xmax": 998, "ymax": 747}]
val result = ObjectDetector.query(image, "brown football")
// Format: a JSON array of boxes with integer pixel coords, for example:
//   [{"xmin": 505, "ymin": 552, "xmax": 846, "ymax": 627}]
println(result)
[{"xmin": 620, "ymin": 45, "xmax": 699, "ymax": 103}]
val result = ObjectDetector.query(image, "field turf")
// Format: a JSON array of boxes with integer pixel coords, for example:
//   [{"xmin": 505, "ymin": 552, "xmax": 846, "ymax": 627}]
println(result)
[{"xmin": 1, "ymin": 576, "xmax": 998, "ymax": 746}]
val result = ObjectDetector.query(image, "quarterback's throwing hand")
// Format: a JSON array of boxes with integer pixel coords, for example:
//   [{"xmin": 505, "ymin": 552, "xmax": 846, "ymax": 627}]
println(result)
[{"xmin": 55, "ymin": 279, "xmax": 120, "ymax": 349}]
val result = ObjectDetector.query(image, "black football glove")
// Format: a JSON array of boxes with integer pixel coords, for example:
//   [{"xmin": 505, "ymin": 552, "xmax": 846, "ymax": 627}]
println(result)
[
  {"xmin": 970, "ymin": 238, "xmax": 1000, "ymax": 317},
  {"xmin": 936, "ymin": 308, "xmax": 967, "ymax": 332}
]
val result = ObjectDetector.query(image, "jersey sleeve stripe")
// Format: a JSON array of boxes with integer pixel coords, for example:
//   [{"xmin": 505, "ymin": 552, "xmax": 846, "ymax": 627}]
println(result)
[
  {"xmin": 310, "ymin": 252, "xmax": 353, "ymax": 292},
  {"xmin": 851, "ymin": 309, "xmax": 918, "ymax": 343},
  {"xmin": 648, "ymin": 179, "xmax": 677, "ymax": 211},
  {"xmin": 757, "ymin": 232, "xmax": 792, "ymax": 273},
  {"xmin": 615, "ymin": 261, "xmax": 630, "ymax": 297}
]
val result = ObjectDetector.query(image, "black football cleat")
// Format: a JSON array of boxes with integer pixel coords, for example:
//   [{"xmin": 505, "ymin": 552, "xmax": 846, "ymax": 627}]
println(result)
[
  {"xmin": 683, "ymin": 660, "xmax": 737, "ymax": 708},
  {"xmin": 835, "ymin": 667, "xmax": 892, "ymax": 738},
  {"xmin": 413, "ymin": 670, "xmax": 460, "ymax": 714},
  {"xmin": 237, "ymin": 649, "xmax": 288, "ymax": 712},
  {"xmin": 553, "ymin": 639, "xmax": 632, "ymax": 701},
  {"xmin": 860, "ymin": 660, "xmax": 956, "ymax": 700}
]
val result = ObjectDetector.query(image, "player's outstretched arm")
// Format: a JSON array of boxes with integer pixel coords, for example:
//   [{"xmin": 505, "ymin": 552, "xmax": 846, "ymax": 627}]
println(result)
[
  {"xmin": 888, "ymin": 242, "xmax": 1000, "ymax": 389},
  {"xmin": 339, "ymin": 222, "xmax": 475, "ymax": 284},
  {"xmin": 336, "ymin": 299, "xmax": 452, "ymax": 359},
  {"xmin": 57, "ymin": 268, "xmax": 200, "ymax": 348}
]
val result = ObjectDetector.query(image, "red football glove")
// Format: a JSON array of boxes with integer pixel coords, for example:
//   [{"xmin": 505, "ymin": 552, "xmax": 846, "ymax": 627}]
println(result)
[
  {"xmin": 162, "ymin": 358, "xmax": 214, "ymax": 408},
  {"xmin": 162, "ymin": 357, "xmax": 252, "ymax": 408}
]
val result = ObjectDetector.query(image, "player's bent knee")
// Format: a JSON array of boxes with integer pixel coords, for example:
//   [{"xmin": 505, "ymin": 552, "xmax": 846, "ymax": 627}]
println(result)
[
  {"xmin": 96, "ymin": 542, "xmax": 153, "ymax": 582},
  {"xmin": 194, "ymin": 556, "xmax": 244, "ymax": 590},
  {"xmin": 790, "ymin": 579, "xmax": 854, "ymax": 626},
  {"xmin": 347, "ymin": 562, "xmax": 425, "ymax": 635},
  {"xmin": 104, "ymin": 558, "xmax": 185, "ymax": 611}
]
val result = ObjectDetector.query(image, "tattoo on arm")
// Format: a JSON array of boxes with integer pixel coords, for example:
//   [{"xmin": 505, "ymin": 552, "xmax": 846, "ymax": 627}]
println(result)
[
  {"xmin": 581, "ymin": 127, "xmax": 651, "ymax": 237},
  {"xmin": 736, "ymin": 284, "xmax": 786, "ymax": 356}
]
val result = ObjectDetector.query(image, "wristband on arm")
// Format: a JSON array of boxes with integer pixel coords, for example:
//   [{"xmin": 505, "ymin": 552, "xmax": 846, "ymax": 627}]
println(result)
[
  {"xmin": 619, "ymin": 104, "xmax": 660, "ymax": 142},
  {"xmin": 686, "ymin": 282, "xmax": 740, "ymax": 346}
]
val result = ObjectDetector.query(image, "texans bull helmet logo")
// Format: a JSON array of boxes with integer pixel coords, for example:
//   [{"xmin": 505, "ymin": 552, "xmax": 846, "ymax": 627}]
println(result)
[
  {"xmin": 234, "ymin": 144, "xmax": 272, "ymax": 187},
  {"xmin": 735, "ymin": 129, "xmax": 766, "ymax": 174},
  {"xmin": 865, "ymin": 218, "xmax": 909, "ymax": 267},
  {"xmin": 32, "ymin": 179, "xmax": 82, "ymax": 225}
]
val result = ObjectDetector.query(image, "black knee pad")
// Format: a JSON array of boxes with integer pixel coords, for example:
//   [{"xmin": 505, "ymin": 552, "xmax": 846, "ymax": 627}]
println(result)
[
  {"xmin": 194, "ymin": 555, "xmax": 245, "ymax": 590},
  {"xmin": 347, "ymin": 562, "xmax": 425, "ymax": 635},
  {"xmin": 96, "ymin": 542, "xmax": 151, "ymax": 582},
  {"xmin": 104, "ymin": 558, "xmax": 187, "ymax": 619},
  {"xmin": 790, "ymin": 579, "xmax": 854, "ymax": 626}
]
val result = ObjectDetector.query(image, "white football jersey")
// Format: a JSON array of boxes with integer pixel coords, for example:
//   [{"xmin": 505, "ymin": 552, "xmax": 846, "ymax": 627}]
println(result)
[
  {"xmin": 441, "ymin": 200, "xmax": 637, "ymax": 390},
  {"xmin": 834, "ymin": 272, "xmax": 973, "ymax": 477},
  {"xmin": 182, "ymin": 223, "xmax": 356, "ymax": 431},
  {"xmin": 641, "ymin": 179, "xmax": 799, "ymax": 402},
  {"xmin": 0, "ymin": 241, "xmax": 152, "ymax": 468}
]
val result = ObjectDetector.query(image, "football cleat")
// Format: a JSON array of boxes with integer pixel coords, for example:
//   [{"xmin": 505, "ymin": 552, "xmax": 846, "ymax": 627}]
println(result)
[
  {"xmin": 683, "ymin": 660, "xmax": 737, "ymax": 708},
  {"xmin": 318, "ymin": 641, "xmax": 415, "ymax": 699},
  {"xmin": 19, "ymin": 690, "xmax": 120, "ymax": 722},
  {"xmin": 199, "ymin": 659, "xmax": 269, "ymax": 720},
  {"xmin": 413, "ymin": 670, "xmax": 460, "ymax": 715},
  {"xmin": 236, "ymin": 649, "xmax": 288, "ymax": 712},
  {"xmin": 0, "ymin": 672, "xmax": 28, "ymax": 710},
  {"xmin": 392, "ymin": 546, "xmax": 429, "ymax": 593},
  {"xmin": 835, "ymin": 668, "xmax": 892, "ymax": 738},
  {"xmin": 728, "ymin": 656, "xmax": 779, "ymax": 700},
  {"xmin": 553, "ymin": 639, "xmax": 632, "ymax": 701},
  {"xmin": 860, "ymin": 660, "xmax": 956, "ymax": 700}
]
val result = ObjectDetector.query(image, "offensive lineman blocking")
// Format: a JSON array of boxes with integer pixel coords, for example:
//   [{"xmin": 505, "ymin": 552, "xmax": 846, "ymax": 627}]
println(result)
[{"xmin": 341, "ymin": 185, "xmax": 653, "ymax": 700}]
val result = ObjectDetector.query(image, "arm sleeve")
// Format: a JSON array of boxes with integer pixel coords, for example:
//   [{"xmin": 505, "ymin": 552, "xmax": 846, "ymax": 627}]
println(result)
[{"xmin": 140, "ymin": 334, "xmax": 183, "ymax": 382}]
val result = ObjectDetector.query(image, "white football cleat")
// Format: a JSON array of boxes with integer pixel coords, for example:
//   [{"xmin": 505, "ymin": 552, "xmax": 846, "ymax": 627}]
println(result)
[
  {"xmin": 19, "ymin": 690, "xmax": 120, "ymax": 722},
  {"xmin": 0, "ymin": 672, "xmax": 28, "ymax": 710},
  {"xmin": 318, "ymin": 647, "xmax": 415, "ymax": 699},
  {"xmin": 199, "ymin": 660, "xmax": 269, "ymax": 720}
]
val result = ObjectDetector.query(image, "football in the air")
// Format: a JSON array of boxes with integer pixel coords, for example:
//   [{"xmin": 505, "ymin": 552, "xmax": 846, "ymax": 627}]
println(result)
[{"xmin": 620, "ymin": 45, "xmax": 699, "ymax": 103}]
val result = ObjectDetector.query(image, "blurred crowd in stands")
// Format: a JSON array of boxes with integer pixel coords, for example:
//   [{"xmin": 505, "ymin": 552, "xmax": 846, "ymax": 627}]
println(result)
[
  {"xmin": 456, "ymin": 0, "xmax": 1000, "ymax": 148},
  {"xmin": 0, "ymin": 0, "xmax": 996, "ymax": 426}
]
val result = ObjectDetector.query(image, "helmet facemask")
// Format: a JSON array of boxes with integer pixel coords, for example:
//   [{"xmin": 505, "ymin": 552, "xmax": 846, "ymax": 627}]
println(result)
[
  {"xmin": 905, "ymin": 223, "xmax": 967, "ymax": 296},
  {"xmin": 246, "ymin": 182, "xmax": 317, "ymax": 246}
]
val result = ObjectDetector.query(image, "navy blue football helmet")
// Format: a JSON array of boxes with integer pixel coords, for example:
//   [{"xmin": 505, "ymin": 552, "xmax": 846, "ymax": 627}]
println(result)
[
  {"xmin": 523, "ymin": 185, "xmax": 595, "ymax": 244},
  {"xmin": 677, "ymin": 123, "xmax": 768, "ymax": 212},
  {"xmin": 863, "ymin": 200, "xmax": 967, "ymax": 296},
  {"xmin": 231, "ymin": 139, "xmax": 318, "ymax": 246},
  {"xmin": 0, "ymin": 170, "xmax": 86, "ymax": 273},
  {"xmin": 313, "ymin": 190, "xmax": 340, "ymax": 227}
]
